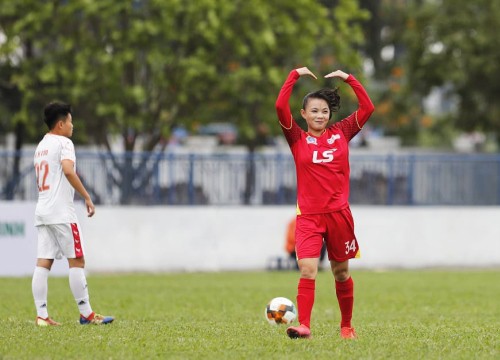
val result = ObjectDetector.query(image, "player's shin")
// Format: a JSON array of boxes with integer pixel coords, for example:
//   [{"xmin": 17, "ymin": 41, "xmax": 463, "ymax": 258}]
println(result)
[
  {"xmin": 335, "ymin": 277, "xmax": 354, "ymax": 328},
  {"xmin": 297, "ymin": 278, "xmax": 315, "ymax": 328},
  {"xmin": 69, "ymin": 267, "xmax": 93, "ymax": 317},
  {"xmin": 32, "ymin": 266, "xmax": 50, "ymax": 318}
]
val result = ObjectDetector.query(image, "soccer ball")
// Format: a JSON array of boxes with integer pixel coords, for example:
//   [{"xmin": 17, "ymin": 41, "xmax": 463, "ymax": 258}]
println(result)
[{"xmin": 265, "ymin": 297, "xmax": 297, "ymax": 325}]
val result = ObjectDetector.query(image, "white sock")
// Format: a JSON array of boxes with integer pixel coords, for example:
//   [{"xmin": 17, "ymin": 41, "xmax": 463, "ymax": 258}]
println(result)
[
  {"xmin": 32, "ymin": 266, "xmax": 50, "ymax": 318},
  {"xmin": 69, "ymin": 267, "xmax": 93, "ymax": 317}
]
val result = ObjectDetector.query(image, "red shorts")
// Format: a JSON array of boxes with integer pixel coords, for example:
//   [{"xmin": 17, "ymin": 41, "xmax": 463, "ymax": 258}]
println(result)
[{"xmin": 295, "ymin": 207, "xmax": 360, "ymax": 262}]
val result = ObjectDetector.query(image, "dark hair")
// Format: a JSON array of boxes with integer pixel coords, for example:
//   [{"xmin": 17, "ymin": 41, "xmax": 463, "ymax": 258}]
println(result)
[
  {"xmin": 43, "ymin": 102, "xmax": 72, "ymax": 130},
  {"xmin": 302, "ymin": 88, "xmax": 340, "ymax": 119}
]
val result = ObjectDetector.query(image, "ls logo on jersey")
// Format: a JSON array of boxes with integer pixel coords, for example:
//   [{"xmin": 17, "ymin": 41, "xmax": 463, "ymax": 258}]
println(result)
[
  {"xmin": 312, "ymin": 149, "xmax": 337, "ymax": 163},
  {"xmin": 306, "ymin": 136, "xmax": 317, "ymax": 145},
  {"xmin": 327, "ymin": 134, "xmax": 341, "ymax": 144}
]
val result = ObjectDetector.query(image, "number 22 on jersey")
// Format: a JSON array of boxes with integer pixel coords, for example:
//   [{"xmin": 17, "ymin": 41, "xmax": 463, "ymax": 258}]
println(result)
[{"xmin": 35, "ymin": 161, "xmax": 50, "ymax": 192}]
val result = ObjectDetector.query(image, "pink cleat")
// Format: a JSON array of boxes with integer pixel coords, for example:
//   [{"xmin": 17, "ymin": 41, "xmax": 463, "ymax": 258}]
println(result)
[
  {"xmin": 340, "ymin": 327, "xmax": 357, "ymax": 339},
  {"xmin": 287, "ymin": 324, "xmax": 311, "ymax": 339},
  {"xmin": 36, "ymin": 317, "xmax": 61, "ymax": 326}
]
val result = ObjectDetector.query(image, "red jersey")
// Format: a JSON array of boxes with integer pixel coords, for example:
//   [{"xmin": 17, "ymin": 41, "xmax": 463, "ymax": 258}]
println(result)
[{"xmin": 275, "ymin": 70, "xmax": 374, "ymax": 215}]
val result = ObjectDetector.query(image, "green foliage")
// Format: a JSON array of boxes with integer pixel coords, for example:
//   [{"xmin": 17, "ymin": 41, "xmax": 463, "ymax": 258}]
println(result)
[
  {"xmin": 0, "ymin": 270, "xmax": 498, "ymax": 359},
  {"xmin": 4, "ymin": 0, "xmax": 498, "ymax": 149},
  {"xmin": 194, "ymin": 0, "xmax": 370, "ymax": 147},
  {"xmin": 0, "ymin": 0, "xmax": 369, "ymax": 149},
  {"xmin": 357, "ymin": 0, "xmax": 500, "ymax": 147},
  {"xmin": 0, "ymin": 0, "xmax": 369, "ymax": 202},
  {"xmin": 354, "ymin": 1, "xmax": 424, "ymax": 145},
  {"xmin": 403, "ymin": 0, "xmax": 500, "ymax": 138}
]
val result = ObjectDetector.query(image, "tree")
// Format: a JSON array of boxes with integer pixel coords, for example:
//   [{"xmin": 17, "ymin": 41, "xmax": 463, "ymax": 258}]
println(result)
[
  {"xmin": 360, "ymin": 0, "xmax": 500, "ymax": 147},
  {"xmin": 403, "ymin": 0, "xmax": 500, "ymax": 143},
  {"xmin": 0, "ymin": 1, "xmax": 73, "ymax": 199},
  {"xmin": 194, "ymin": 0, "xmax": 369, "ymax": 203},
  {"xmin": 355, "ymin": 0, "xmax": 428, "ymax": 146},
  {"xmin": 0, "ymin": 0, "xmax": 370, "ymax": 203}
]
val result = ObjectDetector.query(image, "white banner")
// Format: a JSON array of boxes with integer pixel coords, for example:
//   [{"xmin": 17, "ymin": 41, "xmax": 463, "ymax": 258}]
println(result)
[
  {"xmin": 0, "ymin": 202, "xmax": 72, "ymax": 276},
  {"xmin": 1, "ymin": 203, "xmax": 500, "ymax": 275}
]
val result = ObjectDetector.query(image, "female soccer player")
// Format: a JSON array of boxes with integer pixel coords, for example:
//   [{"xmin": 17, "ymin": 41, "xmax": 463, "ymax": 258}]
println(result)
[{"xmin": 275, "ymin": 67, "xmax": 374, "ymax": 339}]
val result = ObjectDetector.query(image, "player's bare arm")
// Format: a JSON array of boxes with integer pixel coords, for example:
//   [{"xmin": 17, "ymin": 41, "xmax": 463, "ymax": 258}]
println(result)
[
  {"xmin": 324, "ymin": 70, "xmax": 349, "ymax": 81},
  {"xmin": 62, "ymin": 159, "xmax": 95, "ymax": 217},
  {"xmin": 295, "ymin": 67, "xmax": 317, "ymax": 79}
]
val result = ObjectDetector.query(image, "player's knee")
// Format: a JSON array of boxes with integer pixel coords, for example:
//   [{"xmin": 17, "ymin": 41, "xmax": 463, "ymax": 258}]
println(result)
[
  {"xmin": 36, "ymin": 258, "xmax": 53, "ymax": 270},
  {"xmin": 298, "ymin": 264, "xmax": 317, "ymax": 279},
  {"xmin": 68, "ymin": 257, "xmax": 85, "ymax": 268},
  {"xmin": 333, "ymin": 268, "xmax": 350, "ymax": 282},
  {"xmin": 330, "ymin": 261, "xmax": 350, "ymax": 281}
]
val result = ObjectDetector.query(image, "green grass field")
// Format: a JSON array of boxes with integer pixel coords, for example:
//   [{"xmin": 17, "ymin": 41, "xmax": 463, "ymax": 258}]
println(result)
[{"xmin": 0, "ymin": 270, "xmax": 498, "ymax": 359}]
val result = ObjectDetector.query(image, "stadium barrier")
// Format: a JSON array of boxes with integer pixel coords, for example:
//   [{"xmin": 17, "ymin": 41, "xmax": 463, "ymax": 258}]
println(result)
[
  {"xmin": 1, "ymin": 202, "xmax": 499, "ymax": 276},
  {"xmin": 2, "ymin": 150, "xmax": 500, "ymax": 205}
]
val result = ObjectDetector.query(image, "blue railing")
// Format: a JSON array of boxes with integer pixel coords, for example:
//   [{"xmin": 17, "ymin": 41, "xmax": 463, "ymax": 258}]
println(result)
[{"xmin": 2, "ymin": 150, "xmax": 500, "ymax": 205}]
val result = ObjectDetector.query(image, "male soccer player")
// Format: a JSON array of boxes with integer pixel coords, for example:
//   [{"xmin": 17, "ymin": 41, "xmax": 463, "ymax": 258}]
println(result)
[{"xmin": 32, "ymin": 102, "xmax": 114, "ymax": 326}]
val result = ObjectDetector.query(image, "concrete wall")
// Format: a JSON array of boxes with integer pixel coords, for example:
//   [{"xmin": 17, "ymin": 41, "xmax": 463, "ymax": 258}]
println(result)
[{"xmin": 1, "ymin": 202, "xmax": 499, "ymax": 276}]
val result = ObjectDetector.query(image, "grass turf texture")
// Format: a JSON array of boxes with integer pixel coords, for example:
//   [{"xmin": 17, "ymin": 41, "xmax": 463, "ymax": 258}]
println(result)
[{"xmin": 0, "ymin": 270, "xmax": 498, "ymax": 359}]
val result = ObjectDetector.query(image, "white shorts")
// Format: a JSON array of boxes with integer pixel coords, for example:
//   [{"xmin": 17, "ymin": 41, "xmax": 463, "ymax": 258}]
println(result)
[{"xmin": 36, "ymin": 223, "xmax": 85, "ymax": 260}]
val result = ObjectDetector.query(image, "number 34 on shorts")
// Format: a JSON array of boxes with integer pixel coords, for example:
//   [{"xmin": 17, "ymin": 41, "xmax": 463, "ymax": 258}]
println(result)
[{"xmin": 345, "ymin": 239, "xmax": 357, "ymax": 255}]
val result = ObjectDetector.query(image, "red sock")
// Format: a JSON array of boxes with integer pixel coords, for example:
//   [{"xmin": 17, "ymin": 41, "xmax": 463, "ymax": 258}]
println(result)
[
  {"xmin": 296, "ymin": 278, "xmax": 315, "ymax": 328},
  {"xmin": 335, "ymin": 277, "xmax": 354, "ymax": 328}
]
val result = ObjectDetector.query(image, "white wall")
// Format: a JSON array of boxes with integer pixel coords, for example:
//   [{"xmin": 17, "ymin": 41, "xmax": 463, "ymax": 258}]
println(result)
[
  {"xmin": 1, "ymin": 202, "xmax": 499, "ymax": 276},
  {"xmin": 0, "ymin": 202, "xmax": 69, "ymax": 276},
  {"xmin": 354, "ymin": 207, "xmax": 500, "ymax": 268}
]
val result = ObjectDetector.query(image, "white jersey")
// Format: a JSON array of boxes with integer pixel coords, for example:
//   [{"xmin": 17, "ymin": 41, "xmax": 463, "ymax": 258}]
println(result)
[{"xmin": 34, "ymin": 134, "xmax": 78, "ymax": 225}]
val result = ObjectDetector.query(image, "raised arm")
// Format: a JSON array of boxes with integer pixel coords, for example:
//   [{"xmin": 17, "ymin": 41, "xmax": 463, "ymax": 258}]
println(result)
[
  {"xmin": 275, "ymin": 68, "xmax": 317, "ymax": 145},
  {"xmin": 325, "ymin": 70, "xmax": 375, "ymax": 141}
]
